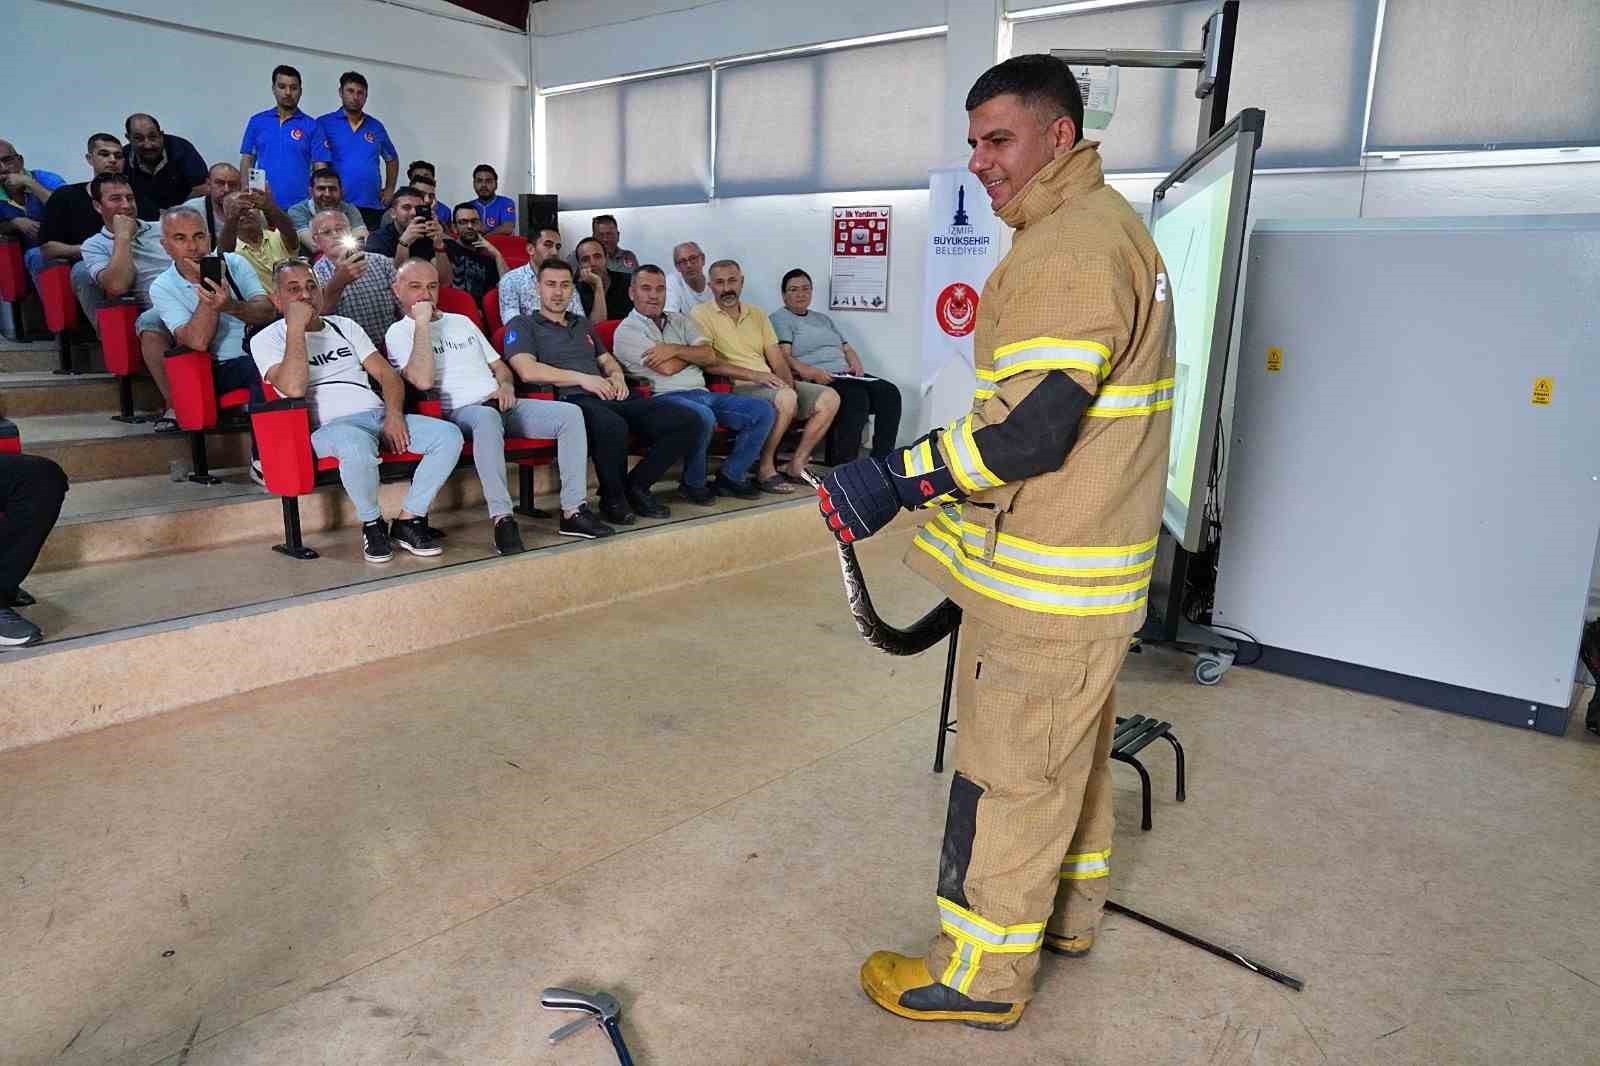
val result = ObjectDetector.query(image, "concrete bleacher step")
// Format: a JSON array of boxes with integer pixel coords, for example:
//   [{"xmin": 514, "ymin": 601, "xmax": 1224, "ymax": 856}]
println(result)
[
  {"xmin": 11, "ymin": 413, "xmax": 250, "ymax": 482},
  {"xmin": 0, "ymin": 492, "xmax": 857, "ymax": 753},
  {"xmin": 35, "ymin": 459, "xmax": 581, "ymax": 571},
  {"xmin": 0, "ymin": 371, "xmax": 163, "ymax": 418}
]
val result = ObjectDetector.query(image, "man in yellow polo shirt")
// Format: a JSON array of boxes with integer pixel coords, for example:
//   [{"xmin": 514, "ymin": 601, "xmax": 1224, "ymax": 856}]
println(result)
[
  {"xmin": 691, "ymin": 259, "xmax": 838, "ymax": 493},
  {"xmin": 218, "ymin": 188, "xmax": 299, "ymax": 290}
]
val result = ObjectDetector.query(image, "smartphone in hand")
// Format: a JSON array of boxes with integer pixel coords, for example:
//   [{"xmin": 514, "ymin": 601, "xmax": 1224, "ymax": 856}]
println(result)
[
  {"xmin": 248, "ymin": 168, "xmax": 267, "ymax": 193},
  {"xmin": 199, "ymin": 255, "xmax": 224, "ymax": 288}
]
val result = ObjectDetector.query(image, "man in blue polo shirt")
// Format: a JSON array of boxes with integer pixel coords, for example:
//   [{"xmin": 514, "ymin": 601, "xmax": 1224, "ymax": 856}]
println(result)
[
  {"xmin": 0, "ymin": 139, "xmax": 65, "ymax": 282},
  {"xmin": 317, "ymin": 71, "xmax": 399, "ymax": 232},
  {"xmin": 470, "ymin": 165, "xmax": 516, "ymax": 234},
  {"xmin": 239, "ymin": 64, "xmax": 330, "ymax": 210}
]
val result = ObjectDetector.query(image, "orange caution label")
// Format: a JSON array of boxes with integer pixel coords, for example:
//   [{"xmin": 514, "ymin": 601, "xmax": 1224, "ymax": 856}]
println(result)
[
  {"xmin": 1532, "ymin": 377, "xmax": 1553, "ymax": 406},
  {"xmin": 1266, "ymin": 346, "xmax": 1283, "ymax": 373}
]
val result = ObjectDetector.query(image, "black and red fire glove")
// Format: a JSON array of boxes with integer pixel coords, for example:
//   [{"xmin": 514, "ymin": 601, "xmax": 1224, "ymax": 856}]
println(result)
[{"xmin": 816, "ymin": 431, "xmax": 963, "ymax": 546}]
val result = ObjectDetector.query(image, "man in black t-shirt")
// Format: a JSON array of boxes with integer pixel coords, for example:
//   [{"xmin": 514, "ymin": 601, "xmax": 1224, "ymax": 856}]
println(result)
[
  {"xmin": 443, "ymin": 202, "xmax": 505, "ymax": 312},
  {"xmin": 38, "ymin": 134, "xmax": 131, "ymax": 320},
  {"xmin": 574, "ymin": 236, "xmax": 632, "ymax": 321}
]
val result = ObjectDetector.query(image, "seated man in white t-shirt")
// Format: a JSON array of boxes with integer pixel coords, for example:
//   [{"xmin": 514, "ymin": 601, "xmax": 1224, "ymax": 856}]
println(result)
[
  {"xmin": 249, "ymin": 259, "xmax": 463, "ymax": 563},
  {"xmin": 385, "ymin": 260, "xmax": 613, "ymax": 549}
]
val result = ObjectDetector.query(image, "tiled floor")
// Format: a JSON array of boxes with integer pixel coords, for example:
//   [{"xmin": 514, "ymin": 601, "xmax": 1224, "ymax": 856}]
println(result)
[{"xmin": 2, "ymin": 531, "xmax": 1597, "ymax": 1065}]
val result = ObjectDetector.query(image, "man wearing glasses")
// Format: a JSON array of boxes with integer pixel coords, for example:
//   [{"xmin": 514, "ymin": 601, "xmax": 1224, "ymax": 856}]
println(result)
[{"xmin": 664, "ymin": 240, "xmax": 713, "ymax": 314}]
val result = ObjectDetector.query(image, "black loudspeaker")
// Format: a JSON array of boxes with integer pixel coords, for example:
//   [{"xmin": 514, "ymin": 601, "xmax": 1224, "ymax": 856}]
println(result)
[{"xmin": 520, "ymin": 194, "xmax": 559, "ymax": 237}]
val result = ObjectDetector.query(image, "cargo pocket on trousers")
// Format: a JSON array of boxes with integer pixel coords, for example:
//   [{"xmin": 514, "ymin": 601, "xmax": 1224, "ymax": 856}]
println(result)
[{"xmin": 972, "ymin": 652, "xmax": 1089, "ymax": 783}]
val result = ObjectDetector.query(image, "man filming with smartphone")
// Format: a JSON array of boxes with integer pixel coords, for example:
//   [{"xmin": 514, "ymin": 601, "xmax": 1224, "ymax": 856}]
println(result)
[
  {"xmin": 148, "ymin": 207, "xmax": 276, "ymax": 418},
  {"xmin": 364, "ymin": 186, "xmax": 450, "ymax": 278},
  {"xmin": 443, "ymin": 202, "xmax": 506, "ymax": 314}
]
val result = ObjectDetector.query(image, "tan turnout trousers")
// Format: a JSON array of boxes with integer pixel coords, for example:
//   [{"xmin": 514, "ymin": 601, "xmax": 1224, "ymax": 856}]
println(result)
[{"xmin": 924, "ymin": 614, "xmax": 1129, "ymax": 1004}]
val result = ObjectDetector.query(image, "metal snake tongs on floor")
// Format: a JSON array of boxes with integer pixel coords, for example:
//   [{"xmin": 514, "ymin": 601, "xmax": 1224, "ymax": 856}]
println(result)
[
  {"xmin": 803, "ymin": 472, "xmax": 1304, "ymax": 993},
  {"xmin": 542, "ymin": 987, "xmax": 634, "ymax": 1065}
]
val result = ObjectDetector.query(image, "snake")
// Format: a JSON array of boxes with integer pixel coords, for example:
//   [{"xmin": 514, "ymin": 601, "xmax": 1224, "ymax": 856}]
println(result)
[{"xmin": 802, "ymin": 471, "xmax": 960, "ymax": 656}]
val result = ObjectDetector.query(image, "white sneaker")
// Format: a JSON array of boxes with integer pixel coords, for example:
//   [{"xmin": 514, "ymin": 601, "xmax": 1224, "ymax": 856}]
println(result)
[{"xmin": 249, "ymin": 459, "xmax": 265, "ymax": 487}]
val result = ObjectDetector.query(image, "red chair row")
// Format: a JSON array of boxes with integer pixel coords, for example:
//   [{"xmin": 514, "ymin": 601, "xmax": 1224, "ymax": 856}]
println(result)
[
  {"xmin": 248, "ymin": 380, "xmax": 558, "ymax": 560},
  {"xmin": 486, "ymin": 234, "xmax": 530, "ymax": 270},
  {"xmin": 2, "ymin": 241, "xmax": 78, "ymax": 375}
]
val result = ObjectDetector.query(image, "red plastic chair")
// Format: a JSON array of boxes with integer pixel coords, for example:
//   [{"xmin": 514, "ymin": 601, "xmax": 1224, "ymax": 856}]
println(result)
[
  {"xmin": 0, "ymin": 240, "xmax": 25, "ymax": 302},
  {"xmin": 166, "ymin": 349, "xmax": 258, "ymax": 484},
  {"xmin": 592, "ymin": 318, "xmax": 621, "ymax": 350},
  {"xmin": 436, "ymin": 286, "xmax": 483, "ymax": 329},
  {"xmin": 486, "ymin": 233, "xmax": 529, "ymax": 269},
  {"xmin": 95, "ymin": 305, "xmax": 146, "ymax": 421},
  {"xmin": 0, "ymin": 417, "xmax": 20, "ymax": 455},
  {"xmin": 37, "ymin": 265, "xmax": 79, "ymax": 375},
  {"xmin": 483, "ymin": 287, "xmax": 503, "ymax": 335},
  {"xmin": 0, "ymin": 240, "xmax": 29, "ymax": 346}
]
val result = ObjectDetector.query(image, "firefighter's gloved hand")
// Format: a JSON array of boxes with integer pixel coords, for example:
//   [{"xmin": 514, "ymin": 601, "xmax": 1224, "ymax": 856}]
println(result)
[{"xmin": 816, "ymin": 458, "xmax": 899, "ymax": 545}]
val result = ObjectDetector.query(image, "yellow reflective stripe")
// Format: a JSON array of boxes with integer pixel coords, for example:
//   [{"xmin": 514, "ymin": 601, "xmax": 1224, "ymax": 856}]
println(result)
[
  {"xmin": 1086, "ymin": 378, "xmax": 1176, "ymax": 419},
  {"xmin": 1060, "ymin": 848, "xmax": 1111, "ymax": 880},
  {"xmin": 914, "ymin": 522, "xmax": 1149, "ymax": 616},
  {"xmin": 937, "ymin": 897, "xmax": 1045, "ymax": 953},
  {"xmin": 941, "ymin": 940, "xmax": 981, "ymax": 994},
  {"xmin": 960, "ymin": 417, "xmax": 1002, "ymax": 489},
  {"xmin": 942, "ymin": 415, "xmax": 1002, "ymax": 494},
  {"xmin": 932, "ymin": 509, "xmax": 1157, "ymax": 577},
  {"xmin": 991, "ymin": 337, "xmax": 1111, "ymax": 382},
  {"xmin": 973, "ymin": 386, "xmax": 998, "ymax": 402},
  {"xmin": 901, "ymin": 441, "xmax": 931, "ymax": 477}
]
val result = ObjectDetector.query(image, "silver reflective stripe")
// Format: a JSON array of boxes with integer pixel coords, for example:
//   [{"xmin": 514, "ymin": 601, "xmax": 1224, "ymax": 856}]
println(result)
[
  {"xmin": 915, "ymin": 526, "xmax": 1148, "ymax": 614},
  {"xmin": 938, "ymin": 899, "xmax": 1046, "ymax": 950},
  {"xmin": 943, "ymin": 940, "xmax": 976, "ymax": 992},
  {"xmin": 935, "ymin": 512, "xmax": 1157, "ymax": 576},
  {"xmin": 992, "ymin": 343, "xmax": 1108, "ymax": 379},
  {"xmin": 1060, "ymin": 852, "xmax": 1110, "ymax": 878},
  {"xmin": 944, "ymin": 418, "xmax": 1001, "ymax": 491},
  {"xmin": 1088, "ymin": 379, "xmax": 1175, "ymax": 416}
]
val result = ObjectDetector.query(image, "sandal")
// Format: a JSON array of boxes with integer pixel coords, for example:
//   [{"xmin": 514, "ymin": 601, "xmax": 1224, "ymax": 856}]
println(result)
[
  {"xmin": 755, "ymin": 474, "xmax": 796, "ymax": 495},
  {"xmin": 780, "ymin": 469, "xmax": 814, "ymax": 486}
]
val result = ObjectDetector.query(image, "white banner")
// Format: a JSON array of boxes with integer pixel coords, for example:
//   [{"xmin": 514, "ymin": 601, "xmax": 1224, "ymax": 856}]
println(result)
[{"xmin": 922, "ymin": 168, "xmax": 1001, "ymax": 390}]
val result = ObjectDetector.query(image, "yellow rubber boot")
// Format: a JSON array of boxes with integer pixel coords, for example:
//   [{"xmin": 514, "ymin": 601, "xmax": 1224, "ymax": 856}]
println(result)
[
  {"xmin": 859, "ymin": 951, "xmax": 1024, "ymax": 1031},
  {"xmin": 1042, "ymin": 930, "xmax": 1094, "ymax": 957}
]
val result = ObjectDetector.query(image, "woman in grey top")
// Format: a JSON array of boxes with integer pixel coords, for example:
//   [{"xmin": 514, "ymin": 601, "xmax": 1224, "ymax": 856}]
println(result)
[{"xmin": 768, "ymin": 268, "xmax": 902, "ymax": 464}]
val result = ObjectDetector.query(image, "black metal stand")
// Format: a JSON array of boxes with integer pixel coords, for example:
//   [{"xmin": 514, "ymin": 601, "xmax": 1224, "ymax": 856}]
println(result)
[
  {"xmin": 53, "ymin": 330, "xmax": 79, "ymax": 375},
  {"xmin": 513, "ymin": 464, "xmax": 552, "ymax": 519},
  {"xmin": 186, "ymin": 431, "xmax": 220, "ymax": 485},
  {"xmin": 271, "ymin": 498, "xmax": 319, "ymax": 560},
  {"xmin": 111, "ymin": 376, "xmax": 148, "ymax": 423},
  {"xmin": 932, "ymin": 613, "xmax": 961, "ymax": 773}
]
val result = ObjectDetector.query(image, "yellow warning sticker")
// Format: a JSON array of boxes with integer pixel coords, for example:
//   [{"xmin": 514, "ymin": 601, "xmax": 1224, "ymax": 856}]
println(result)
[
  {"xmin": 1532, "ymin": 377, "xmax": 1553, "ymax": 406},
  {"xmin": 1266, "ymin": 346, "xmax": 1283, "ymax": 373}
]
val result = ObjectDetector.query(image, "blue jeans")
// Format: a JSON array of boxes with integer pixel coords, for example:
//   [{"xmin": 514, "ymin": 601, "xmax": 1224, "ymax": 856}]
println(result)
[
  {"xmin": 309, "ymin": 409, "xmax": 463, "ymax": 523},
  {"xmin": 658, "ymin": 388, "xmax": 775, "ymax": 486}
]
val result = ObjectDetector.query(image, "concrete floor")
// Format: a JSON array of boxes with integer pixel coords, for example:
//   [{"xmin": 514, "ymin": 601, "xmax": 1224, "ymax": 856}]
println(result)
[{"xmin": 3, "ymin": 532, "xmax": 1598, "ymax": 1066}]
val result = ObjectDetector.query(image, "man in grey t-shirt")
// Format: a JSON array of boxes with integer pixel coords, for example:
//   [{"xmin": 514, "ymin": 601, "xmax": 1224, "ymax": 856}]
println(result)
[
  {"xmin": 612, "ymin": 265, "xmax": 774, "ymax": 500},
  {"xmin": 288, "ymin": 169, "xmax": 367, "ymax": 247},
  {"xmin": 770, "ymin": 266, "xmax": 902, "ymax": 463}
]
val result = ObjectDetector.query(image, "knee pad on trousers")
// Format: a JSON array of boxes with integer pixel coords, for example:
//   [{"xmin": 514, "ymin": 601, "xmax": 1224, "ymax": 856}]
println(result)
[{"xmin": 937, "ymin": 772, "xmax": 984, "ymax": 907}]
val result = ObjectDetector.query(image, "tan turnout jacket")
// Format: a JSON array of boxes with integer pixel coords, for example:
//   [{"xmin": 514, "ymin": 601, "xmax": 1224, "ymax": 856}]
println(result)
[{"xmin": 905, "ymin": 141, "xmax": 1176, "ymax": 642}]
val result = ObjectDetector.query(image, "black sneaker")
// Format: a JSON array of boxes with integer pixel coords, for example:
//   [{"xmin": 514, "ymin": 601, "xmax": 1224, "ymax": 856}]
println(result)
[
  {"xmin": 249, "ymin": 459, "xmax": 265, "ymax": 487},
  {"xmin": 626, "ymin": 488, "xmax": 671, "ymax": 519},
  {"xmin": 418, "ymin": 513, "xmax": 448, "ymax": 541},
  {"xmin": 599, "ymin": 498, "xmax": 636, "ymax": 526},
  {"xmin": 559, "ymin": 503, "xmax": 616, "ymax": 539},
  {"xmin": 678, "ymin": 482, "xmax": 716, "ymax": 506},
  {"xmin": 713, "ymin": 473, "xmax": 761, "ymax": 499},
  {"xmin": 362, "ymin": 519, "xmax": 393, "ymax": 563},
  {"xmin": 0, "ymin": 606, "xmax": 43, "ymax": 648},
  {"xmin": 2, "ymin": 587, "xmax": 36, "ymax": 608},
  {"xmin": 493, "ymin": 515, "xmax": 527, "ymax": 555},
  {"xmin": 388, "ymin": 516, "xmax": 443, "ymax": 557}
]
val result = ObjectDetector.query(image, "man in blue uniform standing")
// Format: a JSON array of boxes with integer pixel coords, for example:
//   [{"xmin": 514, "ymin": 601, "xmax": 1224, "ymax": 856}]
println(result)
[
  {"xmin": 317, "ymin": 71, "xmax": 399, "ymax": 232},
  {"xmin": 239, "ymin": 64, "xmax": 330, "ymax": 210}
]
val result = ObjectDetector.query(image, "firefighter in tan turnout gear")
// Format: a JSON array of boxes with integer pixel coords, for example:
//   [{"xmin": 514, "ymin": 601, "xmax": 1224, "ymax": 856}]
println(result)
[{"xmin": 815, "ymin": 54, "xmax": 1175, "ymax": 1030}]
